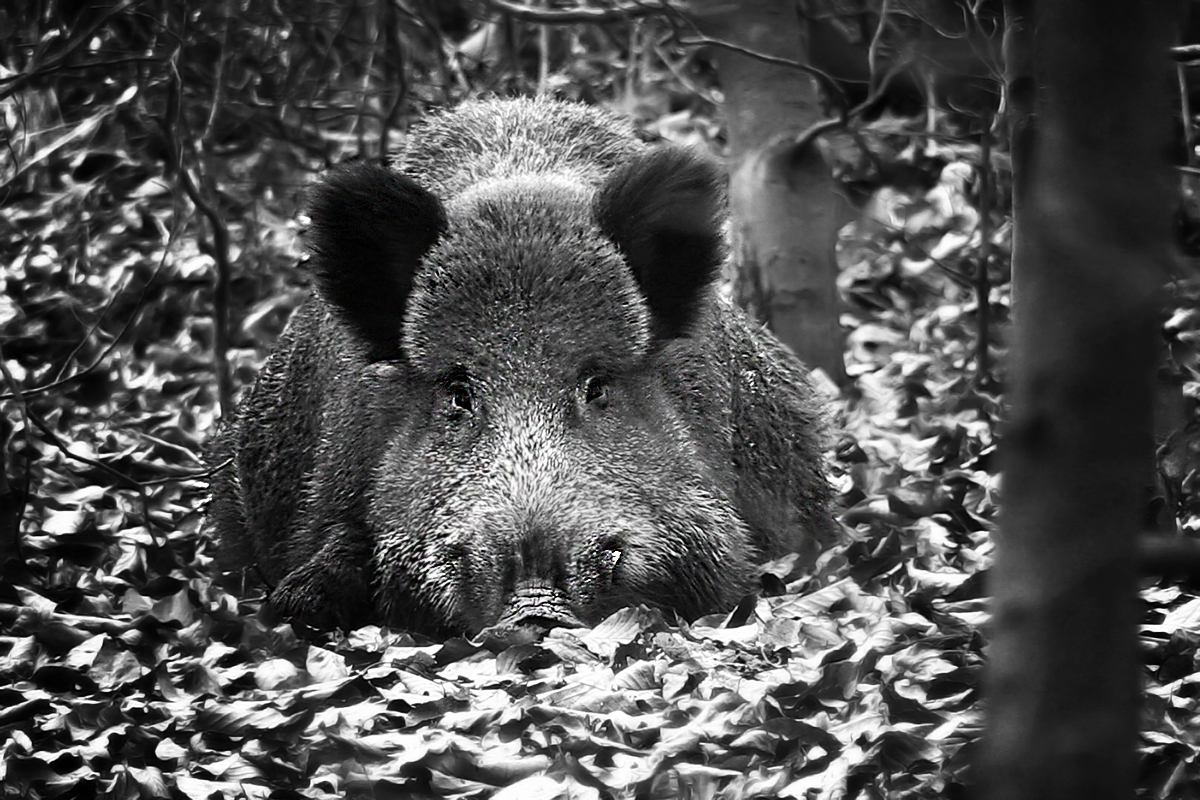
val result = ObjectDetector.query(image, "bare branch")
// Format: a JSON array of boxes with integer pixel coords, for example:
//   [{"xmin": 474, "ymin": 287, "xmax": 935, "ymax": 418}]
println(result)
[
  {"xmin": 975, "ymin": 112, "xmax": 995, "ymax": 389},
  {"xmin": 162, "ymin": 56, "xmax": 235, "ymax": 417},
  {"xmin": 482, "ymin": 0, "xmax": 670, "ymax": 24},
  {"xmin": 1171, "ymin": 44, "xmax": 1200, "ymax": 62}
]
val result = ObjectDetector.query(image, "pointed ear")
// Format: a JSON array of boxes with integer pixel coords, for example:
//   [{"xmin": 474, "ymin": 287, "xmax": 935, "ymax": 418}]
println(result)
[
  {"xmin": 593, "ymin": 147, "xmax": 725, "ymax": 338},
  {"xmin": 305, "ymin": 161, "xmax": 446, "ymax": 355}
]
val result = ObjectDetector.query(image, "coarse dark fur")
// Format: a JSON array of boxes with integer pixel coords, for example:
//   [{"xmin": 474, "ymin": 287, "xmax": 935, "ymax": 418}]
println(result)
[{"xmin": 207, "ymin": 97, "xmax": 836, "ymax": 634}]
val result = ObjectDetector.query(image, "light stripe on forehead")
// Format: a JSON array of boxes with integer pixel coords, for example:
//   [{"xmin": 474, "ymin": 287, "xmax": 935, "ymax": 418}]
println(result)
[{"xmin": 449, "ymin": 171, "xmax": 596, "ymax": 210}]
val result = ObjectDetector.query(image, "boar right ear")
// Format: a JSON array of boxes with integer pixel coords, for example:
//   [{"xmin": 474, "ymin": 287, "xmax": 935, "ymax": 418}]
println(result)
[
  {"xmin": 594, "ymin": 147, "xmax": 725, "ymax": 339},
  {"xmin": 305, "ymin": 161, "xmax": 446, "ymax": 355}
]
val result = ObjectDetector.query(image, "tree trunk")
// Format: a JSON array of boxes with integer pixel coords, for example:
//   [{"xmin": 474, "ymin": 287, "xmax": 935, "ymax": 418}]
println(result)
[
  {"xmin": 1001, "ymin": 0, "xmax": 1033, "ymax": 308},
  {"xmin": 980, "ymin": 3, "xmax": 1175, "ymax": 800},
  {"xmin": 695, "ymin": 0, "xmax": 847, "ymax": 384}
]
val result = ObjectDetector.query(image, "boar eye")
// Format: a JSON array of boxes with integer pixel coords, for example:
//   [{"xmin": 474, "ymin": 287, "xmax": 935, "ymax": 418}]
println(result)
[
  {"xmin": 446, "ymin": 380, "xmax": 473, "ymax": 413},
  {"xmin": 583, "ymin": 375, "xmax": 610, "ymax": 409}
]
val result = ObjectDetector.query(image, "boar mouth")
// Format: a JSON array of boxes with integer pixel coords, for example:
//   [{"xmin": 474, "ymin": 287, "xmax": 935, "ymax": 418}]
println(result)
[{"xmin": 486, "ymin": 581, "xmax": 585, "ymax": 634}]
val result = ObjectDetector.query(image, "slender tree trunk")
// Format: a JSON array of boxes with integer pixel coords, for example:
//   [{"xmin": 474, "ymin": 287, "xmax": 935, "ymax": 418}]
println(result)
[
  {"xmin": 1001, "ymin": 0, "xmax": 1033, "ymax": 309},
  {"xmin": 695, "ymin": 0, "xmax": 847, "ymax": 384},
  {"xmin": 981, "ymin": 3, "xmax": 1175, "ymax": 800}
]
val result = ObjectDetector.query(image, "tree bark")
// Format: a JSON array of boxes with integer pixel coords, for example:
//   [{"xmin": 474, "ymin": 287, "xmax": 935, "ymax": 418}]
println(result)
[
  {"xmin": 981, "ymin": 3, "xmax": 1175, "ymax": 800},
  {"xmin": 695, "ymin": 0, "xmax": 847, "ymax": 384}
]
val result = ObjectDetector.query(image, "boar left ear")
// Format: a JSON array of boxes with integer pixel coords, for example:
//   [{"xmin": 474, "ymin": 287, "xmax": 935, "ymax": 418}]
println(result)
[
  {"xmin": 594, "ymin": 147, "xmax": 725, "ymax": 338},
  {"xmin": 305, "ymin": 161, "xmax": 447, "ymax": 355}
]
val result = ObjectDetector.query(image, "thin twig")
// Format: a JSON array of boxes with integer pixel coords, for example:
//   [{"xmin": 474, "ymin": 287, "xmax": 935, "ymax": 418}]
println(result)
[
  {"xmin": 679, "ymin": 32, "xmax": 842, "ymax": 91},
  {"xmin": 1180, "ymin": 61, "xmax": 1195, "ymax": 167},
  {"xmin": 1170, "ymin": 44, "xmax": 1200, "ymax": 62},
  {"xmin": 0, "ymin": 252, "xmax": 173, "ymax": 403},
  {"xmin": 21, "ymin": 404, "xmax": 159, "ymax": 533},
  {"xmin": 651, "ymin": 42, "xmax": 721, "ymax": 106},
  {"xmin": 788, "ymin": 57, "xmax": 908, "ymax": 155},
  {"xmin": 0, "ymin": 342, "xmax": 31, "ymax": 568},
  {"xmin": 482, "ymin": 0, "xmax": 669, "ymax": 24},
  {"xmin": 538, "ymin": 0, "xmax": 552, "ymax": 95},
  {"xmin": 204, "ymin": 1, "xmax": 231, "ymax": 140},
  {"xmin": 0, "ymin": 0, "xmax": 141, "ymax": 102},
  {"xmin": 163, "ymin": 52, "xmax": 235, "ymax": 416},
  {"xmin": 867, "ymin": 0, "xmax": 891, "ymax": 99},
  {"xmin": 975, "ymin": 110, "xmax": 995, "ymax": 389}
]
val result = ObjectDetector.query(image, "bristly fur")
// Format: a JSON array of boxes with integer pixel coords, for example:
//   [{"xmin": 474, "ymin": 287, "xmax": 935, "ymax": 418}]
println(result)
[{"xmin": 206, "ymin": 97, "xmax": 836, "ymax": 634}]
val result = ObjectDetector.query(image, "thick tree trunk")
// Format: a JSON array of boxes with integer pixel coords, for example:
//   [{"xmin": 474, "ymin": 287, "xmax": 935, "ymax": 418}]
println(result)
[
  {"xmin": 696, "ymin": 0, "xmax": 847, "ymax": 384},
  {"xmin": 981, "ymin": 3, "xmax": 1175, "ymax": 800}
]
